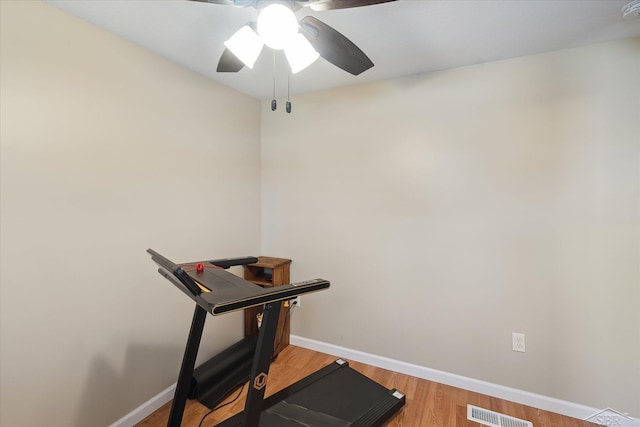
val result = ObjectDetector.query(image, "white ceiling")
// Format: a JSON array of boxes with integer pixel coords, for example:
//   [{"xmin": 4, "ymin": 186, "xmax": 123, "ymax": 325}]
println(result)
[{"xmin": 46, "ymin": 0, "xmax": 640, "ymax": 100}]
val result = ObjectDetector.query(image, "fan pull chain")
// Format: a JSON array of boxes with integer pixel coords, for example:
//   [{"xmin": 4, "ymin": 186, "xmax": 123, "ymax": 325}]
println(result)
[
  {"xmin": 271, "ymin": 51, "xmax": 277, "ymax": 111},
  {"xmin": 286, "ymin": 71, "xmax": 292, "ymax": 114}
]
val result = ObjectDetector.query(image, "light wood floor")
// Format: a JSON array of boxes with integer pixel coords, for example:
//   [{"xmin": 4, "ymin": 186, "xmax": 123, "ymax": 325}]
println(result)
[{"xmin": 136, "ymin": 345, "xmax": 597, "ymax": 427}]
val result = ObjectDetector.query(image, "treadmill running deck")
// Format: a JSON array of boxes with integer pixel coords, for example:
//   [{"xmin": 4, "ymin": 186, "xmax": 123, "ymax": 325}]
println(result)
[{"xmin": 218, "ymin": 359, "xmax": 406, "ymax": 427}]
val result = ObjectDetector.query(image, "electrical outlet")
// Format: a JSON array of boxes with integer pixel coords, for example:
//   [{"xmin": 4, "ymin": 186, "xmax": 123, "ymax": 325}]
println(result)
[
  {"xmin": 512, "ymin": 333, "xmax": 525, "ymax": 352},
  {"xmin": 292, "ymin": 296, "xmax": 301, "ymax": 308}
]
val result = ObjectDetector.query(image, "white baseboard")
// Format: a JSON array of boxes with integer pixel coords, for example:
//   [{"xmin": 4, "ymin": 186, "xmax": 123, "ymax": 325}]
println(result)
[
  {"xmin": 109, "ymin": 336, "xmax": 633, "ymax": 427},
  {"xmin": 290, "ymin": 335, "xmax": 602, "ymax": 421},
  {"xmin": 108, "ymin": 383, "xmax": 176, "ymax": 427}
]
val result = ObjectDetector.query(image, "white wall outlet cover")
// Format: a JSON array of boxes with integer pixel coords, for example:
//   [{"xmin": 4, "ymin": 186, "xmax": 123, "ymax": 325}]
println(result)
[{"xmin": 512, "ymin": 333, "xmax": 525, "ymax": 352}]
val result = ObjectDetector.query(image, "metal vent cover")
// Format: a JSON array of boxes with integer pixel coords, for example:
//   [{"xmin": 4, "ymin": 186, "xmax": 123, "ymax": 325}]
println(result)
[{"xmin": 467, "ymin": 405, "xmax": 533, "ymax": 427}]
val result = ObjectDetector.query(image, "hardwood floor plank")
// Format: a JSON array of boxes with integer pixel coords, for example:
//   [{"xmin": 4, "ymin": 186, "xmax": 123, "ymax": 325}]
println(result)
[{"xmin": 136, "ymin": 345, "xmax": 598, "ymax": 427}]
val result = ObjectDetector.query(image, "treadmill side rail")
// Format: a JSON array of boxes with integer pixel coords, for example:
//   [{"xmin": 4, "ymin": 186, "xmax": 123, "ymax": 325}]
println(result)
[{"xmin": 351, "ymin": 388, "xmax": 406, "ymax": 427}]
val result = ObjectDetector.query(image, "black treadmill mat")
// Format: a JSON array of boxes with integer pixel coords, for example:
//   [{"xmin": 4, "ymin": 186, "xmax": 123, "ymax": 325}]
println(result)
[{"xmin": 217, "ymin": 361, "xmax": 404, "ymax": 427}]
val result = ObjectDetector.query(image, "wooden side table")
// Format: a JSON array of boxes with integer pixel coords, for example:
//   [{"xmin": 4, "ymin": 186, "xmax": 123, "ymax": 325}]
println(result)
[{"xmin": 243, "ymin": 256, "xmax": 292, "ymax": 357}]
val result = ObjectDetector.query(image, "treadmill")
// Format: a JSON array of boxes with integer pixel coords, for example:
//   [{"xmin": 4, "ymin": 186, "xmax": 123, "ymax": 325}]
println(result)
[{"xmin": 147, "ymin": 249, "xmax": 405, "ymax": 427}]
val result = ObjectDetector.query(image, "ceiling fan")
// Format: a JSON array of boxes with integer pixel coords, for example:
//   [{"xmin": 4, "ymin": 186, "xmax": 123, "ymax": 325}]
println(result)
[{"xmin": 190, "ymin": 0, "xmax": 397, "ymax": 75}]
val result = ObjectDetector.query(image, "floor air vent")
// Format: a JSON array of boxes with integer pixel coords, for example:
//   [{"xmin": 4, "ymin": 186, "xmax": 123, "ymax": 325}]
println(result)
[{"xmin": 467, "ymin": 405, "xmax": 533, "ymax": 427}]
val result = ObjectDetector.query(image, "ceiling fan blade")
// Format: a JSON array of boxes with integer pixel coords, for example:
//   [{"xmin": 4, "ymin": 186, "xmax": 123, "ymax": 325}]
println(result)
[
  {"xmin": 188, "ymin": 0, "xmax": 237, "ymax": 5},
  {"xmin": 307, "ymin": 0, "xmax": 396, "ymax": 12},
  {"xmin": 217, "ymin": 47, "xmax": 246, "ymax": 72},
  {"xmin": 299, "ymin": 16, "xmax": 373, "ymax": 75}
]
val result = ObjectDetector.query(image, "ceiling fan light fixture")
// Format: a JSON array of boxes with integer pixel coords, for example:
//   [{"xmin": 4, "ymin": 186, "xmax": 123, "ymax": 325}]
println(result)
[
  {"xmin": 622, "ymin": 0, "xmax": 640, "ymax": 18},
  {"xmin": 224, "ymin": 25, "xmax": 264, "ymax": 69},
  {"xmin": 257, "ymin": 3, "xmax": 298, "ymax": 50},
  {"xmin": 284, "ymin": 33, "xmax": 320, "ymax": 73}
]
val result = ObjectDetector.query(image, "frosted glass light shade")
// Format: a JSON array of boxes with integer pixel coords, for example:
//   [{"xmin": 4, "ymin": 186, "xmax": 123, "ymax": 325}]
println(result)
[
  {"xmin": 257, "ymin": 4, "xmax": 298, "ymax": 50},
  {"xmin": 224, "ymin": 25, "xmax": 263, "ymax": 68},
  {"xmin": 284, "ymin": 33, "xmax": 320, "ymax": 73}
]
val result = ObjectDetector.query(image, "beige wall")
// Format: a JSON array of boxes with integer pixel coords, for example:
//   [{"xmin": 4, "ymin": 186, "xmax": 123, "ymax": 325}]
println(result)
[
  {"xmin": 2, "ymin": 0, "xmax": 639, "ymax": 423},
  {"xmin": 261, "ymin": 39, "xmax": 640, "ymax": 415},
  {"xmin": 0, "ymin": 2, "xmax": 261, "ymax": 426}
]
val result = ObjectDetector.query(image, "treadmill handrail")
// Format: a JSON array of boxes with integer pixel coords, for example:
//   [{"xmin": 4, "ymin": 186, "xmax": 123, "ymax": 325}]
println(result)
[
  {"xmin": 147, "ymin": 249, "xmax": 258, "ymax": 271},
  {"xmin": 206, "ymin": 256, "xmax": 259, "ymax": 269},
  {"xmin": 206, "ymin": 279, "xmax": 329, "ymax": 314},
  {"xmin": 148, "ymin": 249, "xmax": 330, "ymax": 315}
]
